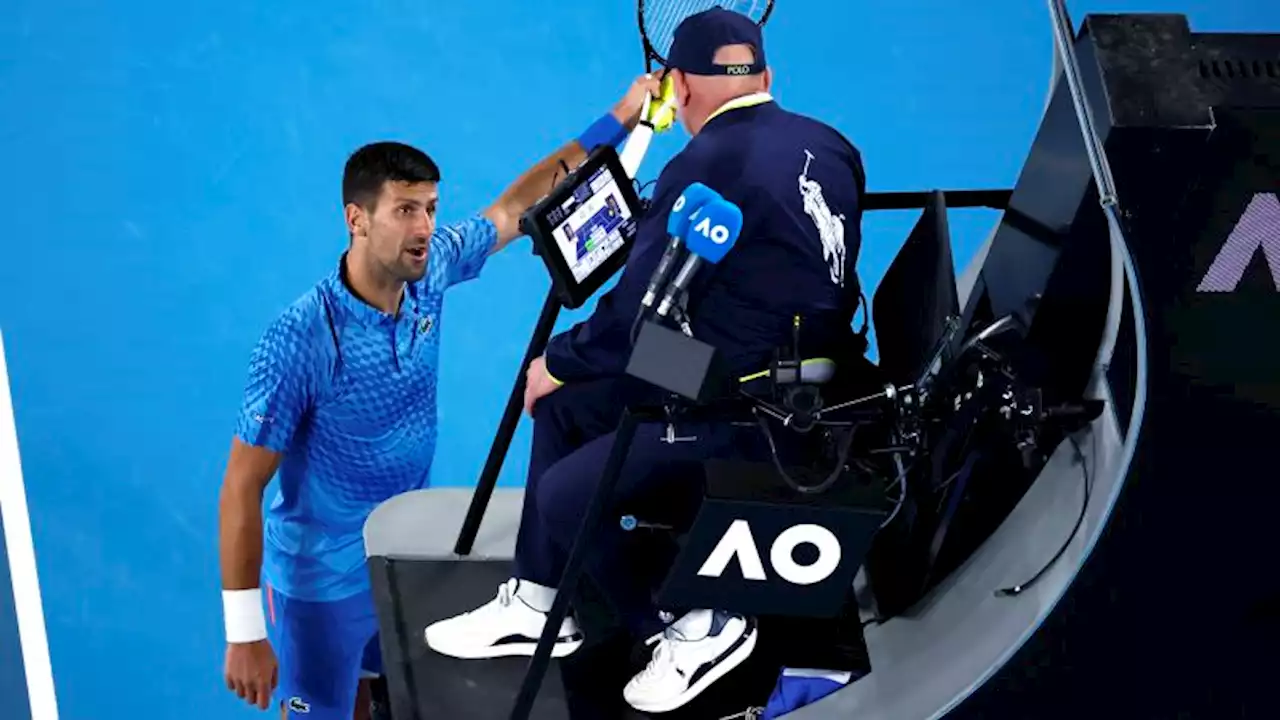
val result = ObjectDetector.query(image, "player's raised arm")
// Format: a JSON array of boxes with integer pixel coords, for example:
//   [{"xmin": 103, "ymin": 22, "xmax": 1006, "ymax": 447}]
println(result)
[{"xmin": 481, "ymin": 74, "xmax": 662, "ymax": 250}]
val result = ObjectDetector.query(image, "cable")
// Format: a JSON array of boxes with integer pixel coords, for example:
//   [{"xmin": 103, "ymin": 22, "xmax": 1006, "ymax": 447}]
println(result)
[
  {"xmin": 987, "ymin": 0, "xmax": 1150, "ymax": 599},
  {"xmin": 671, "ymin": 304, "xmax": 694, "ymax": 336},
  {"xmin": 878, "ymin": 444, "xmax": 909, "ymax": 530},
  {"xmin": 995, "ymin": 433, "xmax": 1090, "ymax": 597},
  {"xmin": 628, "ymin": 303, "xmax": 689, "ymax": 345},
  {"xmin": 753, "ymin": 413, "xmax": 859, "ymax": 496},
  {"xmin": 943, "ymin": 6, "xmax": 1152, "ymax": 716},
  {"xmin": 628, "ymin": 307, "xmax": 648, "ymax": 346},
  {"xmin": 748, "ymin": 399, "xmax": 910, "ymax": 530},
  {"xmin": 635, "ymin": 176, "xmax": 658, "ymax": 198}
]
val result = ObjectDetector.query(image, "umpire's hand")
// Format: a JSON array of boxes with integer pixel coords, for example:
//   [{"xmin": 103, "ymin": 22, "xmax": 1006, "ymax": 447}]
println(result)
[{"xmin": 524, "ymin": 355, "xmax": 563, "ymax": 417}]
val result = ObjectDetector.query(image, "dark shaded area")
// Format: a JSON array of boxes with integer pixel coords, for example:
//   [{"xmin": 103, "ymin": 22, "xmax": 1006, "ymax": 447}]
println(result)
[{"xmin": 952, "ymin": 15, "xmax": 1280, "ymax": 720}]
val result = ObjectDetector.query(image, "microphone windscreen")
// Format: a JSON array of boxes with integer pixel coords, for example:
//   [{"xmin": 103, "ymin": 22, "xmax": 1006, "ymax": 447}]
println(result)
[
  {"xmin": 682, "ymin": 197, "xmax": 744, "ymax": 264},
  {"xmin": 666, "ymin": 182, "xmax": 721, "ymax": 239}
]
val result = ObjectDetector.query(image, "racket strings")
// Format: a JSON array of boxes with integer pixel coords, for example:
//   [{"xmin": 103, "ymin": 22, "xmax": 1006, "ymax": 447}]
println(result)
[{"xmin": 642, "ymin": 0, "xmax": 771, "ymax": 63}]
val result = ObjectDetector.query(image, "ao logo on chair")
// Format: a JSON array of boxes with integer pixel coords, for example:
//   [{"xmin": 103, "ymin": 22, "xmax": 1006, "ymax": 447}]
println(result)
[{"xmin": 696, "ymin": 519, "xmax": 843, "ymax": 586}]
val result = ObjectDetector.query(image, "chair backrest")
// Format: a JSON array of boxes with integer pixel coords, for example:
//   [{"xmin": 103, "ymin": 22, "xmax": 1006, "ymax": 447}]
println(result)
[{"xmin": 871, "ymin": 190, "xmax": 961, "ymax": 386}]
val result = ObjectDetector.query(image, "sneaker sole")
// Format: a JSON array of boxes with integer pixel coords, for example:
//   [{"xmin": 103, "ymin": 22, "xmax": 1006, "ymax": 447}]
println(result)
[
  {"xmin": 424, "ymin": 632, "xmax": 584, "ymax": 660},
  {"xmin": 624, "ymin": 626, "xmax": 759, "ymax": 714}
]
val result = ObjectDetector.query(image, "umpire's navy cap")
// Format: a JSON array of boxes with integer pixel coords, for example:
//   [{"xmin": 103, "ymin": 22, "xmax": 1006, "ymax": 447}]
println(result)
[{"xmin": 668, "ymin": 8, "xmax": 767, "ymax": 76}]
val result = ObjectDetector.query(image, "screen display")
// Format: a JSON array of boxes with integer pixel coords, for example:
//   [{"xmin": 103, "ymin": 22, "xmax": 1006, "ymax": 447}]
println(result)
[{"xmin": 545, "ymin": 164, "xmax": 636, "ymax": 283}]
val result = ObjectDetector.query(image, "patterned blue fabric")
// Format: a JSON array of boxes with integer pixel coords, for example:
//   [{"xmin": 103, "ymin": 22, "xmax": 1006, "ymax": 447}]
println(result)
[
  {"xmin": 265, "ymin": 584, "xmax": 381, "ymax": 718},
  {"xmin": 761, "ymin": 668, "xmax": 859, "ymax": 719},
  {"xmin": 236, "ymin": 216, "xmax": 496, "ymax": 602}
]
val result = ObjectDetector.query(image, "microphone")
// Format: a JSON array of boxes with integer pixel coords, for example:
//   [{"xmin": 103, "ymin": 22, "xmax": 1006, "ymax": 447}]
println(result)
[
  {"xmin": 641, "ymin": 182, "xmax": 721, "ymax": 310},
  {"xmin": 656, "ymin": 197, "xmax": 744, "ymax": 319}
]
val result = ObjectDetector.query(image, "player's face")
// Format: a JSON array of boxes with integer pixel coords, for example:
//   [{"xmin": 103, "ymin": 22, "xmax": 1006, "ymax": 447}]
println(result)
[{"xmin": 360, "ymin": 181, "xmax": 439, "ymax": 283}]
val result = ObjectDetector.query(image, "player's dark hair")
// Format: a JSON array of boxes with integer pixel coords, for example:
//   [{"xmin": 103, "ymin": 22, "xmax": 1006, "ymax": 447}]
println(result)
[{"xmin": 342, "ymin": 141, "xmax": 442, "ymax": 210}]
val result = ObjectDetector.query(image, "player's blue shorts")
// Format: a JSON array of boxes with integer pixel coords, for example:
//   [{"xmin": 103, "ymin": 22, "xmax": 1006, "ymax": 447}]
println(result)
[{"xmin": 266, "ymin": 584, "xmax": 383, "ymax": 718}]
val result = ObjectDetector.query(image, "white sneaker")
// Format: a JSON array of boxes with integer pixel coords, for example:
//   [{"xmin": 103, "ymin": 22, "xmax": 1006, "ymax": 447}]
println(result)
[
  {"xmin": 423, "ymin": 578, "xmax": 584, "ymax": 659},
  {"xmin": 623, "ymin": 609, "xmax": 758, "ymax": 714}
]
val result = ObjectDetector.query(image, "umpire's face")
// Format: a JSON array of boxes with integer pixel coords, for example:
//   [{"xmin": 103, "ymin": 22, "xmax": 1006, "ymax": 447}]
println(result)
[{"xmin": 357, "ymin": 180, "xmax": 439, "ymax": 283}]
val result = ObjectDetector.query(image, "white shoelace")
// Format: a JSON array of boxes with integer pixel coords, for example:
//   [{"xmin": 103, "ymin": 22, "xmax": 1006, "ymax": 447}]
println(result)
[
  {"xmin": 494, "ymin": 581, "xmax": 514, "ymax": 607},
  {"xmin": 635, "ymin": 622, "xmax": 693, "ymax": 682},
  {"xmin": 635, "ymin": 639, "xmax": 676, "ymax": 682},
  {"xmin": 455, "ymin": 580, "xmax": 515, "ymax": 621}
]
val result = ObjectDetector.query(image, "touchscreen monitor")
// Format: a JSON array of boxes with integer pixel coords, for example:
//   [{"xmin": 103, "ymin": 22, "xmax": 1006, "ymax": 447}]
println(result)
[{"xmin": 523, "ymin": 145, "xmax": 643, "ymax": 309}]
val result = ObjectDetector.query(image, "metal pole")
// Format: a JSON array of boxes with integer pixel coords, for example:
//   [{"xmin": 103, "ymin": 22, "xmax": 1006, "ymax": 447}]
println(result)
[
  {"xmin": 1043, "ymin": 0, "xmax": 1150, "ymax": 557},
  {"xmin": 454, "ymin": 287, "xmax": 562, "ymax": 556},
  {"xmin": 508, "ymin": 409, "xmax": 644, "ymax": 720},
  {"xmin": 1046, "ymin": 0, "xmax": 1148, "ymax": 388},
  {"xmin": 1048, "ymin": 1, "xmax": 1120, "ymax": 211}
]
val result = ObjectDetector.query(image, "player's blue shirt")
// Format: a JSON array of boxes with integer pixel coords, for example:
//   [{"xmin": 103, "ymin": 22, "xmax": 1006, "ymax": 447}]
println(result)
[{"xmin": 235, "ymin": 216, "xmax": 496, "ymax": 602}]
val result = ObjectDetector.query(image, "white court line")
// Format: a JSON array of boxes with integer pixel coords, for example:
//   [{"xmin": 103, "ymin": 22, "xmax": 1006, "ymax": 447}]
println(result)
[{"xmin": 0, "ymin": 329, "xmax": 59, "ymax": 720}]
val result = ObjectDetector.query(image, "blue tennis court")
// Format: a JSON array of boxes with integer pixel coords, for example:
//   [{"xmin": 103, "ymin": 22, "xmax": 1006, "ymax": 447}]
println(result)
[{"xmin": 1, "ymin": 1, "xmax": 1277, "ymax": 718}]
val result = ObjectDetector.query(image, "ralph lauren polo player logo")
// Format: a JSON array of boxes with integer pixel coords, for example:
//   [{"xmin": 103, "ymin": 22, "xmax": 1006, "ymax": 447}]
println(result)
[{"xmin": 418, "ymin": 315, "xmax": 434, "ymax": 335}]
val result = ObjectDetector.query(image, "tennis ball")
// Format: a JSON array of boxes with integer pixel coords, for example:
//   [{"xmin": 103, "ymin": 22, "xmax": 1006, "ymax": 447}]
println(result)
[
  {"xmin": 648, "ymin": 76, "xmax": 677, "ymax": 132},
  {"xmin": 650, "ymin": 103, "xmax": 677, "ymax": 133}
]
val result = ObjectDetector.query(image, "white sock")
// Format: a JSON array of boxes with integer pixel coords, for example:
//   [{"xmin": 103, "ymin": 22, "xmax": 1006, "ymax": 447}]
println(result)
[
  {"xmin": 515, "ymin": 580, "xmax": 556, "ymax": 613},
  {"xmin": 670, "ymin": 608, "xmax": 715, "ymax": 639}
]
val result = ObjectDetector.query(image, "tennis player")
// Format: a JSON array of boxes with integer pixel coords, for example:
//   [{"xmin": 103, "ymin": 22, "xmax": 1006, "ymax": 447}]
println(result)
[
  {"xmin": 217, "ymin": 73, "xmax": 661, "ymax": 720},
  {"xmin": 426, "ymin": 8, "xmax": 871, "ymax": 715}
]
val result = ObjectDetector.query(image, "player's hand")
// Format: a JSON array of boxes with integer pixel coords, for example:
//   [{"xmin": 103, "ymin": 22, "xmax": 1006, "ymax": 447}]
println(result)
[
  {"xmin": 225, "ymin": 639, "xmax": 278, "ymax": 711},
  {"xmin": 524, "ymin": 355, "xmax": 563, "ymax": 417},
  {"xmin": 611, "ymin": 73, "xmax": 664, "ymax": 131}
]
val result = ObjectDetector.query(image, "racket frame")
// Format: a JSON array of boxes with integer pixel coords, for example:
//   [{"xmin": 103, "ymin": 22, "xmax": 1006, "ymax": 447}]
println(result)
[
  {"xmin": 637, "ymin": 0, "xmax": 776, "ymax": 70},
  {"xmin": 621, "ymin": 0, "xmax": 776, "ymax": 179}
]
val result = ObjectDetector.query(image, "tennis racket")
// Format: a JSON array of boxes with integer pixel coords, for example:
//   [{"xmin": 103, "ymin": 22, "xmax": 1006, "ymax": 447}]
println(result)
[{"xmin": 617, "ymin": 0, "xmax": 777, "ymax": 179}]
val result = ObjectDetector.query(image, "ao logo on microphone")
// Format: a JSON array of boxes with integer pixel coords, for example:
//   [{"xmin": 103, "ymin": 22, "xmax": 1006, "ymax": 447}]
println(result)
[
  {"xmin": 693, "ymin": 215, "xmax": 732, "ymax": 245},
  {"xmin": 670, "ymin": 188, "xmax": 701, "ymax": 212},
  {"xmin": 679, "ymin": 196, "xmax": 741, "ymax": 265},
  {"xmin": 696, "ymin": 519, "xmax": 842, "ymax": 586}
]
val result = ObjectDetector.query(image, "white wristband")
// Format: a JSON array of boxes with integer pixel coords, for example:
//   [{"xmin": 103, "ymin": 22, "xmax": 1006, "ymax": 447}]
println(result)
[{"xmin": 223, "ymin": 588, "xmax": 268, "ymax": 644}]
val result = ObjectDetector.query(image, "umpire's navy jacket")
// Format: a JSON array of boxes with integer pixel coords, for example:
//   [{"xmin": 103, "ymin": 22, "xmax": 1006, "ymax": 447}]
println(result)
[{"xmin": 545, "ymin": 94, "xmax": 868, "ymax": 386}]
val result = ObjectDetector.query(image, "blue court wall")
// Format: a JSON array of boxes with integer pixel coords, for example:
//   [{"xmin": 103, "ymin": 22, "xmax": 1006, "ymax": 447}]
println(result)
[{"xmin": 0, "ymin": 1, "xmax": 1275, "ymax": 718}]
